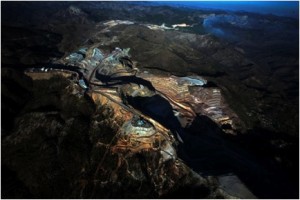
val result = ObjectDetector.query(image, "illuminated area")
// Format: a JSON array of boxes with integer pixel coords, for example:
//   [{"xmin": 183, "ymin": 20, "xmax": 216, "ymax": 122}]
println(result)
[{"xmin": 2, "ymin": 1, "xmax": 298, "ymax": 199}]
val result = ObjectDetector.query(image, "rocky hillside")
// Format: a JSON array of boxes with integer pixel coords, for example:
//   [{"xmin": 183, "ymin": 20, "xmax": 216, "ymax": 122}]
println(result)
[{"xmin": 1, "ymin": 1, "xmax": 298, "ymax": 199}]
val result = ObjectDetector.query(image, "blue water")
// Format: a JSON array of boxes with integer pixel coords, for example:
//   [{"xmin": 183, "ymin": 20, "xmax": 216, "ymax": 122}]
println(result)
[{"xmin": 136, "ymin": 1, "xmax": 299, "ymax": 18}]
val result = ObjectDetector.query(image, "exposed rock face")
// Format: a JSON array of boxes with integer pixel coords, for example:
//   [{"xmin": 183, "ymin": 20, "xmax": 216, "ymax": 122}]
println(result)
[
  {"xmin": 53, "ymin": 44, "xmax": 241, "ymax": 136},
  {"xmin": 1, "ymin": 2, "xmax": 298, "ymax": 199},
  {"xmin": 2, "ymin": 1, "xmax": 298, "ymax": 136},
  {"xmin": 2, "ymin": 68, "xmax": 238, "ymax": 198},
  {"xmin": 3, "ymin": 43, "xmax": 295, "ymax": 199},
  {"xmin": 1, "ymin": 43, "xmax": 259, "ymax": 198},
  {"xmin": 138, "ymin": 73, "xmax": 242, "ymax": 132}
]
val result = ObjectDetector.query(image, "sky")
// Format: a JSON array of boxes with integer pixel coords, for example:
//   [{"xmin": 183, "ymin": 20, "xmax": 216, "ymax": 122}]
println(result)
[{"xmin": 142, "ymin": 1, "xmax": 299, "ymax": 18}]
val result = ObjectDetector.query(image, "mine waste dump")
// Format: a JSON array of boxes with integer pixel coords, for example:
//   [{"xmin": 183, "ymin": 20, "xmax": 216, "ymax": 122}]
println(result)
[{"xmin": 1, "ymin": 2, "xmax": 299, "ymax": 199}]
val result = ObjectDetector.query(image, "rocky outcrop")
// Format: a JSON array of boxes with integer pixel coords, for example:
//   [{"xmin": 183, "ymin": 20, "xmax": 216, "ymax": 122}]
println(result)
[
  {"xmin": 2, "ymin": 2, "xmax": 298, "ymax": 137},
  {"xmin": 2, "ymin": 69, "xmax": 239, "ymax": 198},
  {"xmin": 1, "ymin": 2, "xmax": 298, "ymax": 198}
]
